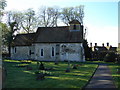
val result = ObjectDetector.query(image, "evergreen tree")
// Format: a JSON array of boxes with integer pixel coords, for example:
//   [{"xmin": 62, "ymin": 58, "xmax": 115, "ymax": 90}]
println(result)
[{"xmin": 83, "ymin": 39, "xmax": 92, "ymax": 60}]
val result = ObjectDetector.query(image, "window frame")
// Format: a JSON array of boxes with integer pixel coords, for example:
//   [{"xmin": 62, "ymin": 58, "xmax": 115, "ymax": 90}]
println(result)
[
  {"xmin": 40, "ymin": 48, "xmax": 44, "ymax": 57},
  {"xmin": 29, "ymin": 50, "xmax": 31, "ymax": 55},
  {"xmin": 14, "ymin": 47, "xmax": 16, "ymax": 53},
  {"xmin": 51, "ymin": 47, "xmax": 55, "ymax": 57}
]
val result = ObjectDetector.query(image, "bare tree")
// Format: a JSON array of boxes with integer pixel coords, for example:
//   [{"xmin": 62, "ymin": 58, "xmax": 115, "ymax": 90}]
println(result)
[
  {"xmin": 21, "ymin": 8, "xmax": 38, "ymax": 33},
  {"xmin": 7, "ymin": 11, "xmax": 23, "ymax": 31},
  {"xmin": 0, "ymin": 0, "xmax": 7, "ymax": 22},
  {"xmin": 60, "ymin": 5, "xmax": 84, "ymax": 25},
  {"xmin": 0, "ymin": 0, "xmax": 7, "ymax": 10},
  {"xmin": 6, "ymin": 10, "xmax": 23, "ymax": 56},
  {"xmin": 37, "ymin": 6, "xmax": 60, "ymax": 27}
]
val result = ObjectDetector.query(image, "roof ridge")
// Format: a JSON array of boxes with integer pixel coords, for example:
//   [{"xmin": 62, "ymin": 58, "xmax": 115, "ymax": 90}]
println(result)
[
  {"xmin": 17, "ymin": 33, "xmax": 36, "ymax": 35},
  {"xmin": 38, "ymin": 26, "xmax": 69, "ymax": 28}
]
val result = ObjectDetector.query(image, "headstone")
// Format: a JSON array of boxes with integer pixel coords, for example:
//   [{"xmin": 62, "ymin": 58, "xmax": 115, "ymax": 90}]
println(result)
[
  {"xmin": 39, "ymin": 62, "xmax": 45, "ymax": 70},
  {"xmin": 73, "ymin": 64, "xmax": 77, "ymax": 69},
  {"xmin": 45, "ymin": 67, "xmax": 53, "ymax": 71},
  {"xmin": 65, "ymin": 68, "xmax": 70, "ymax": 72},
  {"xmin": 55, "ymin": 62, "xmax": 58, "ymax": 65},
  {"xmin": 26, "ymin": 66, "xmax": 33, "ymax": 70},
  {"xmin": 36, "ymin": 73, "xmax": 45, "ymax": 80}
]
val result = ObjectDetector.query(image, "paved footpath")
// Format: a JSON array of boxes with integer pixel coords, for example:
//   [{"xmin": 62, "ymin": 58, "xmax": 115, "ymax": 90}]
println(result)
[{"xmin": 85, "ymin": 63, "xmax": 117, "ymax": 89}]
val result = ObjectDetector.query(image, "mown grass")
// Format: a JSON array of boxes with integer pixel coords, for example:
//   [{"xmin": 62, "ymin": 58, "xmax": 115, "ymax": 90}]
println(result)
[
  {"xmin": 3, "ymin": 60, "xmax": 98, "ymax": 88},
  {"xmin": 89, "ymin": 60, "xmax": 120, "ymax": 89},
  {"xmin": 108, "ymin": 63, "xmax": 120, "ymax": 89}
]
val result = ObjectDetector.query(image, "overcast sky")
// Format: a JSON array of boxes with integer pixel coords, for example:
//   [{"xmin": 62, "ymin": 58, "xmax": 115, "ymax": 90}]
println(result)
[{"xmin": 4, "ymin": 0, "xmax": 119, "ymax": 47}]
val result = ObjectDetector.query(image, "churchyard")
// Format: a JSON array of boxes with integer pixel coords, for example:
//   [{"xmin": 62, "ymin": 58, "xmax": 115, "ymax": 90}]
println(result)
[
  {"xmin": 3, "ymin": 60, "xmax": 120, "ymax": 89},
  {"xmin": 3, "ymin": 60, "xmax": 98, "ymax": 88}
]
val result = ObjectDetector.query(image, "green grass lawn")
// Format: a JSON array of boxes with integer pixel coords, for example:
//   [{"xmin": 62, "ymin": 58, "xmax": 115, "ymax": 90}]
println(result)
[
  {"xmin": 88, "ymin": 61, "xmax": 120, "ymax": 89},
  {"xmin": 108, "ymin": 63, "xmax": 120, "ymax": 89},
  {"xmin": 3, "ymin": 60, "xmax": 98, "ymax": 88}
]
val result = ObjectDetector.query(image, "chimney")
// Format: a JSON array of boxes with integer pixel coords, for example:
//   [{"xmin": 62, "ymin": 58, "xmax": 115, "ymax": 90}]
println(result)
[
  {"xmin": 107, "ymin": 42, "xmax": 109, "ymax": 47},
  {"xmin": 90, "ymin": 43, "xmax": 92, "ymax": 47},
  {"xmin": 95, "ymin": 43, "xmax": 97, "ymax": 46},
  {"xmin": 102, "ymin": 43, "xmax": 104, "ymax": 47}
]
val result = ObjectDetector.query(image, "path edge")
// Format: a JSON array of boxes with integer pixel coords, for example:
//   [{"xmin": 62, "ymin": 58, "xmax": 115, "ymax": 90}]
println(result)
[
  {"xmin": 108, "ymin": 64, "xmax": 118, "ymax": 88},
  {"xmin": 82, "ymin": 64, "xmax": 99, "ymax": 89}
]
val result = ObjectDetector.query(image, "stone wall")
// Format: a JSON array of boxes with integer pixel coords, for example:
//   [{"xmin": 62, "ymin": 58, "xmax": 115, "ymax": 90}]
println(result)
[
  {"xmin": 35, "ymin": 43, "xmax": 85, "ymax": 62},
  {"xmin": 34, "ymin": 43, "xmax": 56, "ymax": 61},
  {"xmin": 11, "ymin": 43, "xmax": 85, "ymax": 62},
  {"xmin": 59, "ymin": 43, "xmax": 85, "ymax": 62},
  {"xmin": 11, "ymin": 46, "xmax": 31, "ymax": 60}
]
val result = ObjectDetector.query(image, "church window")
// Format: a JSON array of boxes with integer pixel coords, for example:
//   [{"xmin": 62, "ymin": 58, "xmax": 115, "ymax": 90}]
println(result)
[
  {"xmin": 29, "ymin": 50, "xmax": 31, "ymax": 55},
  {"xmin": 73, "ymin": 24, "xmax": 76, "ymax": 30},
  {"xmin": 14, "ymin": 47, "xmax": 16, "ymax": 53},
  {"xmin": 41, "ymin": 49, "xmax": 44, "ymax": 56},
  {"xmin": 52, "ymin": 47, "xmax": 54, "ymax": 56}
]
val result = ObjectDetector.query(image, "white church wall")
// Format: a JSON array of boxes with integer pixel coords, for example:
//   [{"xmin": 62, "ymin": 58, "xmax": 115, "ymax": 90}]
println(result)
[
  {"xmin": 35, "ymin": 43, "xmax": 56, "ymax": 61},
  {"xmin": 11, "ymin": 43, "xmax": 85, "ymax": 62},
  {"xmin": 11, "ymin": 46, "xmax": 31, "ymax": 60},
  {"xmin": 60, "ymin": 43, "xmax": 85, "ymax": 62}
]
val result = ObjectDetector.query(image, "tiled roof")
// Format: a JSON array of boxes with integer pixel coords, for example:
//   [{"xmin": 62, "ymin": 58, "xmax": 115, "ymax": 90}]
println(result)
[
  {"xmin": 93, "ymin": 46, "xmax": 117, "ymax": 52},
  {"xmin": 109, "ymin": 47, "xmax": 117, "ymax": 51},
  {"xmin": 94, "ymin": 46, "xmax": 108, "ymax": 51},
  {"xmin": 34, "ymin": 26, "xmax": 83, "ymax": 43},
  {"xmin": 11, "ymin": 33, "xmax": 35, "ymax": 46},
  {"xmin": 11, "ymin": 25, "xmax": 83, "ymax": 46}
]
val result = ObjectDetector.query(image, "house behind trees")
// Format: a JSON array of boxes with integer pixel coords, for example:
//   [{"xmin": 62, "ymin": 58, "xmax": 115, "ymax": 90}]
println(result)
[{"xmin": 90, "ymin": 42, "xmax": 117, "ymax": 61}]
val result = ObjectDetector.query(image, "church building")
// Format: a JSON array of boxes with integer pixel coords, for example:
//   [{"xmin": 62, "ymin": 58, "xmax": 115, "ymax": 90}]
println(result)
[{"xmin": 11, "ymin": 20, "xmax": 85, "ymax": 62}]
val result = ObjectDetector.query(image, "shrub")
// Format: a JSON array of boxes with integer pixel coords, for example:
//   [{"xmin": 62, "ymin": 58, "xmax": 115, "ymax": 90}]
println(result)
[
  {"xmin": 117, "ymin": 54, "xmax": 120, "ymax": 64},
  {"xmin": 104, "ymin": 52, "xmax": 117, "ymax": 62}
]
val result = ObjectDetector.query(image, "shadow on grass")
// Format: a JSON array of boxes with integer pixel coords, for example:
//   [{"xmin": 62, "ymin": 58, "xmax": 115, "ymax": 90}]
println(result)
[{"xmin": 4, "ymin": 60, "xmax": 98, "ymax": 88}]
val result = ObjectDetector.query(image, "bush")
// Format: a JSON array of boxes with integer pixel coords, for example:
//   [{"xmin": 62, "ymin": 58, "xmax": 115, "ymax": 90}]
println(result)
[
  {"xmin": 104, "ymin": 52, "xmax": 117, "ymax": 62},
  {"xmin": 117, "ymin": 54, "xmax": 120, "ymax": 64}
]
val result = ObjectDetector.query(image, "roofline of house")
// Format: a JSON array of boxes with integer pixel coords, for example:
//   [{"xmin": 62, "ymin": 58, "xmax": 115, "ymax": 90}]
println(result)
[
  {"xmin": 32, "ymin": 42, "xmax": 83, "ymax": 43},
  {"xmin": 11, "ymin": 42, "xmax": 84, "ymax": 46}
]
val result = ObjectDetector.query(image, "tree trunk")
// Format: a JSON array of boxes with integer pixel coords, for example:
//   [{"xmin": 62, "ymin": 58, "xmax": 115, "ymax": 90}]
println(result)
[{"xmin": 8, "ymin": 44, "xmax": 11, "ymax": 57}]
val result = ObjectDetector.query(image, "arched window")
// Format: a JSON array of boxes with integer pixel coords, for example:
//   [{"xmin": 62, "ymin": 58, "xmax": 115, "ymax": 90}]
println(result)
[
  {"xmin": 14, "ymin": 47, "xmax": 16, "ymax": 53},
  {"xmin": 29, "ymin": 50, "xmax": 31, "ymax": 55},
  {"xmin": 52, "ymin": 47, "xmax": 54, "ymax": 56},
  {"xmin": 41, "ymin": 49, "xmax": 44, "ymax": 56},
  {"xmin": 73, "ymin": 24, "xmax": 76, "ymax": 30}
]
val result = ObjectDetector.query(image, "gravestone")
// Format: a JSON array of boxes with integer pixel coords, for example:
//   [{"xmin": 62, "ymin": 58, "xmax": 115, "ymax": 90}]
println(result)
[
  {"xmin": 45, "ymin": 67, "xmax": 53, "ymax": 71},
  {"xmin": 36, "ymin": 73, "xmax": 45, "ymax": 80},
  {"xmin": 73, "ymin": 64, "xmax": 77, "ymax": 69},
  {"xmin": 65, "ymin": 68, "xmax": 70, "ymax": 72},
  {"xmin": 39, "ymin": 62, "xmax": 45, "ymax": 70},
  {"xmin": 26, "ymin": 66, "xmax": 33, "ymax": 70}
]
